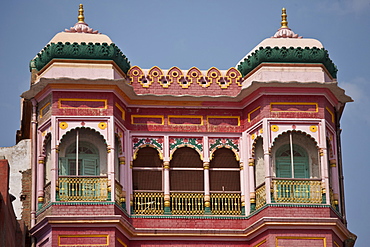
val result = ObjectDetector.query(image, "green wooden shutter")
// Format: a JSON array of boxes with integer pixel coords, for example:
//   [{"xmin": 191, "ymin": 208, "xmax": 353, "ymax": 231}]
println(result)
[
  {"xmin": 276, "ymin": 157, "xmax": 292, "ymax": 178},
  {"xmin": 82, "ymin": 159, "xmax": 98, "ymax": 175},
  {"xmin": 293, "ymin": 157, "xmax": 309, "ymax": 178}
]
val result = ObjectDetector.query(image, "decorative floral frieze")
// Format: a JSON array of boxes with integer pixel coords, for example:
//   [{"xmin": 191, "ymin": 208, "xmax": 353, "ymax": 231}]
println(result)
[
  {"xmin": 209, "ymin": 138, "xmax": 239, "ymax": 153},
  {"xmin": 169, "ymin": 138, "xmax": 203, "ymax": 152},
  {"xmin": 133, "ymin": 137, "xmax": 163, "ymax": 150}
]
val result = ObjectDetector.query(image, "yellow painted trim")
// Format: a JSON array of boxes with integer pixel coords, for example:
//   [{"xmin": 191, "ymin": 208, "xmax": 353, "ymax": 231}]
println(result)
[
  {"xmin": 115, "ymin": 103, "xmax": 126, "ymax": 120},
  {"xmin": 326, "ymin": 106, "xmax": 335, "ymax": 123},
  {"xmin": 209, "ymin": 145, "xmax": 240, "ymax": 161},
  {"xmin": 334, "ymin": 241, "xmax": 340, "ymax": 247},
  {"xmin": 131, "ymin": 115, "xmax": 164, "ymax": 125},
  {"xmin": 276, "ymin": 236, "xmax": 326, "ymax": 247},
  {"xmin": 254, "ymin": 239, "xmax": 266, "ymax": 247},
  {"xmin": 270, "ymin": 102, "xmax": 318, "ymax": 113},
  {"xmin": 39, "ymin": 102, "xmax": 50, "ymax": 118},
  {"xmin": 58, "ymin": 234, "xmax": 109, "ymax": 246},
  {"xmin": 207, "ymin": 116, "xmax": 240, "ymax": 126},
  {"xmin": 168, "ymin": 115, "xmax": 204, "ymax": 125},
  {"xmin": 117, "ymin": 238, "xmax": 127, "ymax": 247},
  {"xmin": 58, "ymin": 98, "xmax": 108, "ymax": 109},
  {"xmin": 248, "ymin": 106, "xmax": 261, "ymax": 122},
  {"xmin": 44, "ymin": 84, "xmax": 205, "ymax": 107}
]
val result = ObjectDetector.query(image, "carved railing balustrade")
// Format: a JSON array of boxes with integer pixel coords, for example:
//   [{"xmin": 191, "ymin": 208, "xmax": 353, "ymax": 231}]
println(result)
[
  {"xmin": 272, "ymin": 178, "xmax": 322, "ymax": 204},
  {"xmin": 58, "ymin": 176, "xmax": 109, "ymax": 201}
]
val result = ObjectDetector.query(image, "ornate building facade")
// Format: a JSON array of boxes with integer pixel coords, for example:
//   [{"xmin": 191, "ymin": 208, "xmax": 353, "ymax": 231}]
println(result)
[{"xmin": 17, "ymin": 5, "xmax": 356, "ymax": 247}]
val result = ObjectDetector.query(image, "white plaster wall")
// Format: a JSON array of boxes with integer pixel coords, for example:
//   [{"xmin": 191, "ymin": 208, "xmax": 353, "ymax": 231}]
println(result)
[
  {"xmin": 0, "ymin": 139, "xmax": 31, "ymax": 219},
  {"xmin": 254, "ymin": 138, "xmax": 265, "ymax": 186}
]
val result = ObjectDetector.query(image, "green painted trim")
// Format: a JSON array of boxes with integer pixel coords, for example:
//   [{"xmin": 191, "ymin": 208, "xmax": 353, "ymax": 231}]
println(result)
[
  {"xmin": 36, "ymin": 201, "xmax": 341, "ymax": 221},
  {"xmin": 30, "ymin": 42, "xmax": 131, "ymax": 74},
  {"xmin": 237, "ymin": 46, "xmax": 337, "ymax": 78}
]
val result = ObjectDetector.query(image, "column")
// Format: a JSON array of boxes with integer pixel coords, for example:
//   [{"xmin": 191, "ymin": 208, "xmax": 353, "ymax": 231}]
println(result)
[
  {"xmin": 163, "ymin": 135, "xmax": 171, "ymax": 214},
  {"xmin": 107, "ymin": 117, "xmax": 115, "ymax": 202},
  {"xmin": 37, "ymin": 156, "xmax": 45, "ymax": 209},
  {"xmin": 50, "ymin": 117, "xmax": 57, "ymax": 203},
  {"xmin": 240, "ymin": 134, "xmax": 248, "ymax": 215},
  {"xmin": 329, "ymin": 159, "xmax": 340, "ymax": 211},
  {"xmin": 248, "ymin": 158, "xmax": 255, "ymax": 212},
  {"xmin": 119, "ymin": 156, "xmax": 126, "ymax": 209},
  {"xmin": 124, "ymin": 130, "xmax": 132, "ymax": 213},
  {"xmin": 262, "ymin": 119, "xmax": 271, "ymax": 204},
  {"xmin": 320, "ymin": 120, "xmax": 330, "ymax": 204},
  {"xmin": 30, "ymin": 99, "xmax": 37, "ymax": 227},
  {"xmin": 203, "ymin": 162, "xmax": 211, "ymax": 214},
  {"xmin": 203, "ymin": 136, "xmax": 211, "ymax": 214}
]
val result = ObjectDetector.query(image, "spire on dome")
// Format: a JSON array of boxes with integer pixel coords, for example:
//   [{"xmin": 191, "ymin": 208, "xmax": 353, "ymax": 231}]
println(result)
[
  {"xmin": 77, "ymin": 4, "xmax": 85, "ymax": 23},
  {"xmin": 280, "ymin": 8, "xmax": 288, "ymax": 28},
  {"xmin": 272, "ymin": 8, "xmax": 302, "ymax": 39},
  {"xmin": 65, "ymin": 4, "xmax": 100, "ymax": 34}
]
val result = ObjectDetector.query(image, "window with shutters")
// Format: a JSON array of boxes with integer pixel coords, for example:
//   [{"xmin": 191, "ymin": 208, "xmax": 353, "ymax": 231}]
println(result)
[
  {"xmin": 276, "ymin": 144, "xmax": 309, "ymax": 178},
  {"xmin": 59, "ymin": 141, "xmax": 99, "ymax": 176}
]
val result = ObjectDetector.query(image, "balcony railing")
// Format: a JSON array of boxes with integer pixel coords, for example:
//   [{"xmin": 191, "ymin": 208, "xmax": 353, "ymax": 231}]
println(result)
[
  {"xmin": 255, "ymin": 183, "xmax": 266, "ymax": 210},
  {"xmin": 58, "ymin": 176, "xmax": 109, "ymax": 201},
  {"xmin": 210, "ymin": 193, "xmax": 241, "ymax": 215},
  {"xmin": 115, "ymin": 180, "xmax": 123, "ymax": 205},
  {"xmin": 272, "ymin": 179, "xmax": 322, "ymax": 204},
  {"xmin": 133, "ymin": 192, "xmax": 164, "ymax": 214},
  {"xmin": 171, "ymin": 193, "xmax": 204, "ymax": 215}
]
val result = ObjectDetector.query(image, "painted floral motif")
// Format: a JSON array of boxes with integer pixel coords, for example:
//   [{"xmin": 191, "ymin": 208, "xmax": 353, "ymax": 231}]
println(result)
[
  {"xmin": 169, "ymin": 138, "xmax": 203, "ymax": 152},
  {"xmin": 133, "ymin": 137, "xmax": 163, "ymax": 150},
  {"xmin": 209, "ymin": 138, "xmax": 239, "ymax": 152}
]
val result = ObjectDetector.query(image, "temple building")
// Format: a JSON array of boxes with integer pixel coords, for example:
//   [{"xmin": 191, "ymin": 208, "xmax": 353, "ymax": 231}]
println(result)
[{"xmin": 13, "ymin": 4, "xmax": 356, "ymax": 247}]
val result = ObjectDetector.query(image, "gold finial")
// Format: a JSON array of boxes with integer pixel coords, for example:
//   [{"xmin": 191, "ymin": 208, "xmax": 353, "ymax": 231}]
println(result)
[
  {"xmin": 281, "ymin": 8, "xmax": 288, "ymax": 28},
  {"xmin": 78, "ymin": 4, "xmax": 85, "ymax": 23}
]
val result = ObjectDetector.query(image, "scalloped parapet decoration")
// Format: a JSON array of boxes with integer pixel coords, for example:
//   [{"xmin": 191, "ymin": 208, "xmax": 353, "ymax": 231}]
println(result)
[
  {"xmin": 236, "ymin": 46, "xmax": 337, "ymax": 78},
  {"xmin": 128, "ymin": 66, "xmax": 242, "ymax": 90},
  {"xmin": 30, "ymin": 42, "xmax": 131, "ymax": 74}
]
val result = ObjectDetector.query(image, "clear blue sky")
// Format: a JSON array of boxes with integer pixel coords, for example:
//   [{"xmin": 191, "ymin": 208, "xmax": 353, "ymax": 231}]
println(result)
[{"xmin": 1, "ymin": 0, "xmax": 369, "ymax": 245}]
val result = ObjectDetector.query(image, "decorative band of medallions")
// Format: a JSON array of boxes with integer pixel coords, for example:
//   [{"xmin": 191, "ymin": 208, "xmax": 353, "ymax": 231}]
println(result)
[{"xmin": 128, "ymin": 66, "xmax": 242, "ymax": 89}]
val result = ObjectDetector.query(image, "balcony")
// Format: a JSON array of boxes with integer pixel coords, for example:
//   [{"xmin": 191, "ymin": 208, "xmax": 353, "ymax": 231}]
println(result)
[
  {"xmin": 133, "ymin": 192, "xmax": 241, "ymax": 215},
  {"xmin": 272, "ymin": 178, "xmax": 322, "ymax": 204},
  {"xmin": 256, "ymin": 179, "xmax": 323, "ymax": 209},
  {"xmin": 57, "ymin": 176, "xmax": 109, "ymax": 201}
]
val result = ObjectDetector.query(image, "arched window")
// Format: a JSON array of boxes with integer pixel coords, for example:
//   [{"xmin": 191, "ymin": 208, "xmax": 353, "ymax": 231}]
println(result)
[
  {"xmin": 170, "ymin": 147, "xmax": 203, "ymax": 191},
  {"xmin": 276, "ymin": 144, "xmax": 309, "ymax": 178},
  {"xmin": 60, "ymin": 141, "xmax": 99, "ymax": 176},
  {"xmin": 210, "ymin": 148, "xmax": 240, "ymax": 192},
  {"xmin": 58, "ymin": 128, "xmax": 107, "ymax": 176},
  {"xmin": 132, "ymin": 147, "xmax": 162, "ymax": 191}
]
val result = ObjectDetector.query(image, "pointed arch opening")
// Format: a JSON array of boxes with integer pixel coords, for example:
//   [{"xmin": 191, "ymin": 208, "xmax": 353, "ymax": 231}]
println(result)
[
  {"xmin": 58, "ymin": 128, "xmax": 107, "ymax": 176},
  {"xmin": 272, "ymin": 131, "xmax": 320, "ymax": 179},
  {"xmin": 170, "ymin": 147, "xmax": 203, "ymax": 192},
  {"xmin": 210, "ymin": 148, "xmax": 240, "ymax": 192},
  {"xmin": 133, "ymin": 147, "xmax": 163, "ymax": 191}
]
